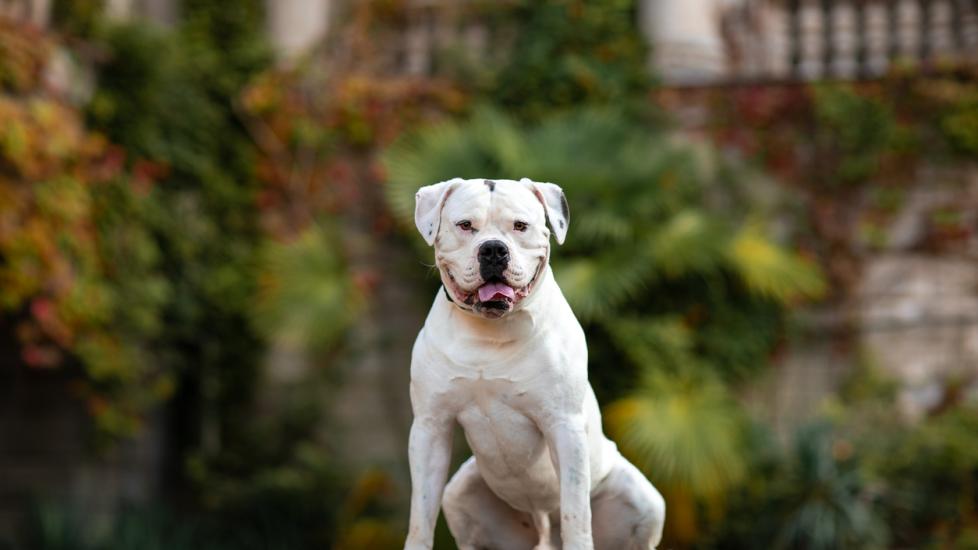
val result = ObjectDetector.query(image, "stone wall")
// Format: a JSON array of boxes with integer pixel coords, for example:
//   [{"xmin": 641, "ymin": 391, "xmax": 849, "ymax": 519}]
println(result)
[
  {"xmin": 857, "ymin": 168, "xmax": 978, "ymax": 417},
  {"xmin": 744, "ymin": 165, "xmax": 978, "ymax": 432},
  {"xmin": 0, "ymin": 357, "xmax": 165, "ymax": 538}
]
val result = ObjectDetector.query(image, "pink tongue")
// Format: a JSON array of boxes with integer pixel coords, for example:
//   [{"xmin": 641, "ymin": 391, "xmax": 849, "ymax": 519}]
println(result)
[{"xmin": 478, "ymin": 282, "xmax": 516, "ymax": 302}]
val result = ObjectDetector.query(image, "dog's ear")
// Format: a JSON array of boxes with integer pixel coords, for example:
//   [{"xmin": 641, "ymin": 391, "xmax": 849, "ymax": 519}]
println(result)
[
  {"xmin": 523, "ymin": 178, "xmax": 569, "ymax": 245},
  {"xmin": 415, "ymin": 178, "xmax": 460, "ymax": 246}
]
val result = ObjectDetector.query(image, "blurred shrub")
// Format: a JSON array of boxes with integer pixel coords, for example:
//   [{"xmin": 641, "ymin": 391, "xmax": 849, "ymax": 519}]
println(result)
[
  {"xmin": 0, "ymin": 23, "xmax": 172, "ymax": 440},
  {"xmin": 238, "ymin": 65, "xmax": 465, "ymax": 238},
  {"xmin": 0, "ymin": 19, "xmax": 50, "ymax": 92},
  {"xmin": 768, "ymin": 424, "xmax": 887, "ymax": 550},
  {"xmin": 703, "ymin": 423, "xmax": 887, "ymax": 550},
  {"xmin": 81, "ymin": 1, "xmax": 272, "ymax": 452},
  {"xmin": 3, "ymin": 6, "xmax": 375, "ymax": 546},
  {"xmin": 51, "ymin": 0, "xmax": 103, "ymax": 37},
  {"xmin": 254, "ymin": 225, "xmax": 365, "ymax": 354},
  {"xmin": 942, "ymin": 92, "xmax": 978, "ymax": 155},
  {"xmin": 81, "ymin": 8, "xmax": 394, "ymax": 548},
  {"xmin": 705, "ymin": 363, "xmax": 978, "ymax": 550},
  {"xmin": 871, "ymin": 407, "xmax": 978, "ymax": 548},
  {"xmin": 812, "ymin": 85, "xmax": 903, "ymax": 187},
  {"xmin": 605, "ymin": 369, "xmax": 750, "ymax": 543},
  {"xmin": 2, "ymin": 4, "xmax": 273, "ymax": 445},
  {"xmin": 485, "ymin": 0, "xmax": 651, "ymax": 121}
]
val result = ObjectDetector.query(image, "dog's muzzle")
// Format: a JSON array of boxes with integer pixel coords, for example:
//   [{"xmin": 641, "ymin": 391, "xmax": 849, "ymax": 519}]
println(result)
[{"xmin": 474, "ymin": 240, "xmax": 516, "ymax": 313}]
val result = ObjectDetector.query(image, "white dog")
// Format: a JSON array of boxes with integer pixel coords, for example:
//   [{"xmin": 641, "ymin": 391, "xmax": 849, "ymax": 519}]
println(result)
[{"xmin": 405, "ymin": 178, "xmax": 665, "ymax": 550}]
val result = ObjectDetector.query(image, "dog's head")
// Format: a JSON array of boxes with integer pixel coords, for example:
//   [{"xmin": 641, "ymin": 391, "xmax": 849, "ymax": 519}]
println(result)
[{"xmin": 415, "ymin": 178, "xmax": 569, "ymax": 319}]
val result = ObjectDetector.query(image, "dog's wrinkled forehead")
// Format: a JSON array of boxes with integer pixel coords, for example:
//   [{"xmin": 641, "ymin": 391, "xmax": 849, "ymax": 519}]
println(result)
[
  {"xmin": 414, "ymin": 177, "xmax": 569, "ymax": 246},
  {"xmin": 442, "ymin": 180, "xmax": 543, "ymax": 224}
]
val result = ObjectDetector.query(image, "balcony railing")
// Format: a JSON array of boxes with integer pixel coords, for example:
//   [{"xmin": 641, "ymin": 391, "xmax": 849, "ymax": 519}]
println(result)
[{"xmin": 783, "ymin": 0, "xmax": 978, "ymax": 80}]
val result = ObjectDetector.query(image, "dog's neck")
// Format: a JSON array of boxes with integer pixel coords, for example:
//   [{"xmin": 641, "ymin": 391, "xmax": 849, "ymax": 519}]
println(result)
[{"xmin": 427, "ymin": 266, "xmax": 558, "ymax": 370}]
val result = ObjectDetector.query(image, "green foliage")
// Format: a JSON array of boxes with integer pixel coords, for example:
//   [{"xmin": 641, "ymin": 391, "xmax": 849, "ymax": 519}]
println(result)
[
  {"xmin": 486, "ymin": 0, "xmax": 651, "ymax": 120},
  {"xmin": 707, "ymin": 363, "xmax": 978, "ymax": 550},
  {"xmin": 18, "ymin": 501, "xmax": 90, "ymax": 550},
  {"xmin": 942, "ymin": 93, "xmax": 978, "ymax": 155},
  {"xmin": 770, "ymin": 424, "xmax": 887, "ymax": 550},
  {"xmin": 81, "ymin": 2, "xmax": 272, "ymax": 445},
  {"xmin": 605, "ymin": 369, "xmax": 749, "ymax": 542},
  {"xmin": 0, "ymin": 27, "xmax": 173, "ymax": 439},
  {"xmin": 706, "ymin": 423, "xmax": 887, "ymax": 550},
  {"xmin": 254, "ymin": 225, "xmax": 365, "ymax": 353},
  {"xmin": 79, "ymin": 12, "xmax": 385, "ymax": 548},
  {"xmin": 728, "ymin": 223, "xmax": 826, "ymax": 302},
  {"xmin": 823, "ymin": 362, "xmax": 978, "ymax": 549},
  {"xmin": 51, "ymin": 0, "xmax": 104, "ymax": 37},
  {"xmin": 15, "ymin": 498, "xmax": 329, "ymax": 550},
  {"xmin": 0, "ymin": 20, "xmax": 50, "ymax": 92},
  {"xmin": 812, "ymin": 85, "xmax": 902, "ymax": 186},
  {"xmin": 872, "ymin": 408, "xmax": 978, "ymax": 548},
  {"xmin": 186, "ymin": 441, "xmax": 348, "ymax": 549}
]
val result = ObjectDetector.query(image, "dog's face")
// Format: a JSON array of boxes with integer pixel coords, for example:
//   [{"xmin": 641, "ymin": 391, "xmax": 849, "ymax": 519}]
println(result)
[{"xmin": 415, "ymin": 178, "xmax": 569, "ymax": 319}]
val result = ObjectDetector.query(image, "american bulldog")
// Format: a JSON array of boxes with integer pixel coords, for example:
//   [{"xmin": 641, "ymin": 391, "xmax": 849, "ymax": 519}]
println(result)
[{"xmin": 405, "ymin": 178, "xmax": 665, "ymax": 550}]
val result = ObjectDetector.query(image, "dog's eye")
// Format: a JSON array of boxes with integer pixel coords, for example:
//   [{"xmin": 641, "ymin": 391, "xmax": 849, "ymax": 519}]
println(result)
[
  {"xmin": 456, "ymin": 220, "xmax": 474, "ymax": 231},
  {"xmin": 513, "ymin": 221, "xmax": 528, "ymax": 232}
]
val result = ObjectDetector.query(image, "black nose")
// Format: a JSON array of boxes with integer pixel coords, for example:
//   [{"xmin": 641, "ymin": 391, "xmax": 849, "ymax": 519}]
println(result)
[
  {"xmin": 478, "ymin": 239, "xmax": 509, "ymax": 279},
  {"xmin": 479, "ymin": 240, "xmax": 509, "ymax": 264}
]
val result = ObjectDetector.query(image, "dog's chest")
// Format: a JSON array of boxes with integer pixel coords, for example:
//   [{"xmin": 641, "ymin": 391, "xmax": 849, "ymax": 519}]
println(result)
[{"xmin": 451, "ymin": 376, "xmax": 553, "ymax": 475}]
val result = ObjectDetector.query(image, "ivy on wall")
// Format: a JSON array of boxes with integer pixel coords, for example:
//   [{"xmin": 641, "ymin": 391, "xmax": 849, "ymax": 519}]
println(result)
[
  {"xmin": 692, "ymin": 67, "xmax": 978, "ymax": 294},
  {"xmin": 0, "ymin": 22, "xmax": 171, "ymax": 439}
]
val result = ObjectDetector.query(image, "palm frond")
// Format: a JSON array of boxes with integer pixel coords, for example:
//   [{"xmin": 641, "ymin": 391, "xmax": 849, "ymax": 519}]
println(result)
[
  {"xmin": 727, "ymin": 223, "xmax": 827, "ymax": 303},
  {"xmin": 469, "ymin": 105, "xmax": 528, "ymax": 173},
  {"xmin": 254, "ymin": 226, "xmax": 364, "ymax": 352},
  {"xmin": 602, "ymin": 316, "xmax": 700, "ymax": 372},
  {"xmin": 647, "ymin": 209, "xmax": 727, "ymax": 277},
  {"xmin": 772, "ymin": 423, "xmax": 887, "ymax": 550},
  {"xmin": 604, "ymin": 369, "xmax": 749, "ymax": 499},
  {"xmin": 382, "ymin": 120, "xmax": 495, "ymax": 228},
  {"xmin": 554, "ymin": 249, "xmax": 652, "ymax": 321},
  {"xmin": 569, "ymin": 208, "xmax": 635, "ymax": 245}
]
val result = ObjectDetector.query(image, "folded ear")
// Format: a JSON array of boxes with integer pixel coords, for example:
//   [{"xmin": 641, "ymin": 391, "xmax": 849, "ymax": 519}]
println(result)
[
  {"xmin": 415, "ymin": 178, "xmax": 461, "ymax": 246},
  {"xmin": 523, "ymin": 178, "xmax": 569, "ymax": 245}
]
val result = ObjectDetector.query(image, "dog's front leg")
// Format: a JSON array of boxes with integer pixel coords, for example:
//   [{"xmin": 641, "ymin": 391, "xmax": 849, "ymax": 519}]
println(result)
[
  {"xmin": 547, "ymin": 416, "xmax": 594, "ymax": 550},
  {"xmin": 405, "ymin": 415, "xmax": 453, "ymax": 550}
]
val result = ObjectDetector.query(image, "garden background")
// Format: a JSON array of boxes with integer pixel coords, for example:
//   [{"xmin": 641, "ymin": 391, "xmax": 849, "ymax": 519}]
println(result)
[{"xmin": 2, "ymin": 0, "xmax": 978, "ymax": 548}]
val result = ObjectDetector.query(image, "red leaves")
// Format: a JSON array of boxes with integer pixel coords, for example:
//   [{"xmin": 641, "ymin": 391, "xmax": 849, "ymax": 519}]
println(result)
[{"xmin": 240, "ymin": 65, "xmax": 465, "ymax": 239}]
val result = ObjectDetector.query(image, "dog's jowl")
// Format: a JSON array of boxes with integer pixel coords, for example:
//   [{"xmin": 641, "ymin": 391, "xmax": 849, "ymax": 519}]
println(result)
[{"xmin": 405, "ymin": 178, "xmax": 665, "ymax": 550}]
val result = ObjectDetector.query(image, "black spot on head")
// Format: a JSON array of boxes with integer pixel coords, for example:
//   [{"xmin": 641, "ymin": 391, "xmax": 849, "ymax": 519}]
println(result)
[
  {"xmin": 484, "ymin": 179, "xmax": 496, "ymax": 192},
  {"xmin": 559, "ymin": 192, "xmax": 569, "ymax": 222},
  {"xmin": 559, "ymin": 220, "xmax": 564, "ymax": 228}
]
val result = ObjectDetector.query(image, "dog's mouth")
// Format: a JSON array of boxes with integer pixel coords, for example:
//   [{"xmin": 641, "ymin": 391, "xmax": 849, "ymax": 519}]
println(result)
[
  {"xmin": 443, "ymin": 260, "xmax": 545, "ymax": 318},
  {"xmin": 477, "ymin": 280, "xmax": 516, "ymax": 303},
  {"xmin": 468, "ymin": 277, "xmax": 511, "ymax": 318},
  {"xmin": 473, "ymin": 278, "xmax": 516, "ymax": 316}
]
